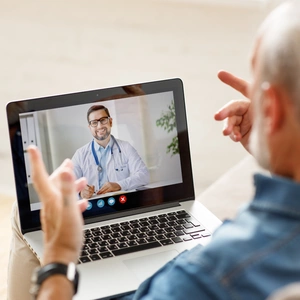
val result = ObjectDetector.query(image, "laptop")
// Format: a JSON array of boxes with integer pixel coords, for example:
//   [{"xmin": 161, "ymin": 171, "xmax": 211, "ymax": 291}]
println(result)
[{"xmin": 7, "ymin": 78, "xmax": 221, "ymax": 300}]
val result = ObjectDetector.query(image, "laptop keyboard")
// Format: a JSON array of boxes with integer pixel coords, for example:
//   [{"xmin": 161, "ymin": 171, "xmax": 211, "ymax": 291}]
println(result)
[{"xmin": 78, "ymin": 210, "xmax": 211, "ymax": 264}]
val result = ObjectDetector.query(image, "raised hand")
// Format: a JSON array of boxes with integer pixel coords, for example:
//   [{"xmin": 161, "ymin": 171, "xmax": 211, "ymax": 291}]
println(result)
[
  {"xmin": 27, "ymin": 145, "xmax": 87, "ymax": 265},
  {"xmin": 214, "ymin": 70, "xmax": 253, "ymax": 152}
]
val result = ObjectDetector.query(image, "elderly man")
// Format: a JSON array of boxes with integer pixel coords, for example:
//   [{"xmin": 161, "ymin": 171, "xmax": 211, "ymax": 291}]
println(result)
[{"xmin": 8, "ymin": 1, "xmax": 300, "ymax": 299}]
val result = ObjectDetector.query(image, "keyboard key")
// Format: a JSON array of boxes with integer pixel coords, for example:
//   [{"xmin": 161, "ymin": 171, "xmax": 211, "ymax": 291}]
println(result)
[
  {"xmin": 129, "ymin": 228, "xmax": 140, "ymax": 235},
  {"xmin": 147, "ymin": 231, "xmax": 157, "ymax": 237},
  {"xmin": 183, "ymin": 227, "xmax": 205, "ymax": 235},
  {"xmin": 183, "ymin": 235, "xmax": 193, "ymax": 241},
  {"xmin": 183, "ymin": 223, "xmax": 194, "ymax": 229},
  {"xmin": 118, "ymin": 237, "xmax": 128, "ymax": 243},
  {"xmin": 80, "ymin": 250, "xmax": 88, "ymax": 256},
  {"xmin": 158, "ymin": 217, "xmax": 168, "ymax": 223},
  {"xmin": 146, "ymin": 237, "xmax": 157, "ymax": 243},
  {"xmin": 165, "ymin": 232, "xmax": 176, "ymax": 238},
  {"xmin": 92, "ymin": 237, "xmax": 102, "ymax": 242},
  {"xmin": 140, "ymin": 221, "xmax": 150, "ymax": 227},
  {"xmin": 99, "ymin": 246, "xmax": 108, "ymax": 253},
  {"xmin": 186, "ymin": 217, "xmax": 201, "ymax": 227},
  {"xmin": 90, "ymin": 254, "xmax": 101, "ymax": 261},
  {"xmin": 128, "ymin": 241, "xmax": 138, "ymax": 247},
  {"xmin": 100, "ymin": 225, "xmax": 110, "ymax": 230},
  {"xmin": 108, "ymin": 239, "xmax": 118, "ymax": 245},
  {"xmin": 100, "ymin": 252, "xmax": 114, "ymax": 259},
  {"xmin": 118, "ymin": 242, "xmax": 128, "ymax": 249},
  {"xmin": 156, "ymin": 234, "xmax": 166, "ymax": 240},
  {"xmin": 131, "ymin": 223, "xmax": 140, "ymax": 229},
  {"xmin": 110, "ymin": 223, "xmax": 120, "ymax": 228},
  {"xmin": 149, "ymin": 220, "xmax": 159, "ymax": 225},
  {"xmin": 88, "ymin": 248, "xmax": 98, "ymax": 255},
  {"xmin": 121, "ymin": 225, "xmax": 131, "ymax": 231},
  {"xmin": 108, "ymin": 244, "xmax": 118, "ymax": 251},
  {"xmin": 129, "ymin": 219, "xmax": 139, "ymax": 224},
  {"xmin": 127, "ymin": 234, "xmax": 137, "ymax": 241},
  {"xmin": 140, "ymin": 217, "xmax": 149, "ymax": 222},
  {"xmin": 172, "ymin": 237, "xmax": 183, "ymax": 243},
  {"xmin": 102, "ymin": 234, "xmax": 112, "ymax": 240},
  {"xmin": 202, "ymin": 231, "xmax": 211, "ymax": 237},
  {"xmin": 167, "ymin": 212, "xmax": 177, "ymax": 216},
  {"xmin": 102, "ymin": 229, "xmax": 112, "ymax": 235},
  {"xmin": 175, "ymin": 230, "xmax": 185, "ymax": 236},
  {"xmin": 158, "ymin": 214, "xmax": 167, "ymax": 218},
  {"xmin": 160, "ymin": 239, "xmax": 174, "ymax": 246},
  {"xmin": 112, "ymin": 241, "xmax": 161, "ymax": 256},
  {"xmin": 156, "ymin": 229, "xmax": 165, "ymax": 235},
  {"xmin": 176, "ymin": 213, "xmax": 190, "ymax": 219},
  {"xmin": 137, "ymin": 233, "xmax": 147, "ymax": 239},
  {"xmin": 111, "ymin": 232, "xmax": 121, "ymax": 238},
  {"xmin": 191, "ymin": 233, "xmax": 202, "ymax": 239},
  {"xmin": 90, "ymin": 227, "xmax": 100, "ymax": 232},
  {"xmin": 137, "ymin": 238, "xmax": 147, "ymax": 245},
  {"xmin": 80, "ymin": 256, "xmax": 91, "ymax": 263},
  {"xmin": 120, "ymin": 221, "xmax": 129, "ymax": 226},
  {"xmin": 99, "ymin": 241, "xmax": 108, "ymax": 247}
]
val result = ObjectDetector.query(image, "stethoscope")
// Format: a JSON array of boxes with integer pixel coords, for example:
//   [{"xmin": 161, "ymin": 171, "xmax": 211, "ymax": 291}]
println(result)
[{"xmin": 91, "ymin": 135, "xmax": 124, "ymax": 172}]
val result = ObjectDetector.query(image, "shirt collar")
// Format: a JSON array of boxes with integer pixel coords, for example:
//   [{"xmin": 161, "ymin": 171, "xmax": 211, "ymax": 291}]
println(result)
[
  {"xmin": 251, "ymin": 173, "xmax": 300, "ymax": 218},
  {"xmin": 93, "ymin": 136, "xmax": 113, "ymax": 151}
]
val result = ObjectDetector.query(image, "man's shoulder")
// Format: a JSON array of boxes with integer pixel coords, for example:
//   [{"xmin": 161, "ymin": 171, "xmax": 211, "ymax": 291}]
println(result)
[{"xmin": 73, "ymin": 141, "xmax": 92, "ymax": 157}]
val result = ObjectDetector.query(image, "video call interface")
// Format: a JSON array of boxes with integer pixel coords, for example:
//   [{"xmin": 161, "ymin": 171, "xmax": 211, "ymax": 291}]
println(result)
[{"xmin": 19, "ymin": 91, "xmax": 184, "ymax": 217}]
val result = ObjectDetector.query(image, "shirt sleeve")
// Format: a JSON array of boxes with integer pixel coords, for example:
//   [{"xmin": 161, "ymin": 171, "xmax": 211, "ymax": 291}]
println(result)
[{"xmin": 132, "ymin": 245, "xmax": 230, "ymax": 300}]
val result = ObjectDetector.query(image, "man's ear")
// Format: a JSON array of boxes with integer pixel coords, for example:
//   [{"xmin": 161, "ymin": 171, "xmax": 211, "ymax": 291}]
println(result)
[
  {"xmin": 263, "ymin": 83, "xmax": 284, "ymax": 135},
  {"xmin": 109, "ymin": 117, "xmax": 113, "ymax": 127}
]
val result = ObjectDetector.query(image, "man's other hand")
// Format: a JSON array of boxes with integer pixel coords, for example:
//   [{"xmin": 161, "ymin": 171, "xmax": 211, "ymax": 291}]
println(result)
[
  {"xmin": 97, "ymin": 182, "xmax": 121, "ymax": 195},
  {"xmin": 214, "ymin": 70, "xmax": 253, "ymax": 152},
  {"xmin": 27, "ymin": 145, "xmax": 87, "ymax": 265}
]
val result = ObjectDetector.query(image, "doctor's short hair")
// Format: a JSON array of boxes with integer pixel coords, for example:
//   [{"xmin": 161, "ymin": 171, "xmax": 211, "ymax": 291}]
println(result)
[{"xmin": 87, "ymin": 105, "xmax": 111, "ymax": 122}]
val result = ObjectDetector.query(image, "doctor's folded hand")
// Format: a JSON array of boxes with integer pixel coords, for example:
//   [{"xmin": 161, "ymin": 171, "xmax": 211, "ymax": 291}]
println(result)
[
  {"xmin": 97, "ymin": 182, "xmax": 121, "ymax": 195},
  {"xmin": 80, "ymin": 184, "xmax": 95, "ymax": 199}
]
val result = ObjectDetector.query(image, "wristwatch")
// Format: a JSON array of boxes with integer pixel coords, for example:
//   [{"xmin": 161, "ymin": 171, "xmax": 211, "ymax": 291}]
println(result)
[{"xmin": 30, "ymin": 262, "xmax": 79, "ymax": 299}]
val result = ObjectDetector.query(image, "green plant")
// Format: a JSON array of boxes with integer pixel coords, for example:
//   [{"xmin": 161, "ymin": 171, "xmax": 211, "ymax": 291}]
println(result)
[{"xmin": 156, "ymin": 100, "xmax": 179, "ymax": 156}]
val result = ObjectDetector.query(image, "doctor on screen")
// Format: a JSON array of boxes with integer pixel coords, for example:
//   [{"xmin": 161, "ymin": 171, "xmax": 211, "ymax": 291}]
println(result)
[{"xmin": 72, "ymin": 105, "xmax": 150, "ymax": 199}]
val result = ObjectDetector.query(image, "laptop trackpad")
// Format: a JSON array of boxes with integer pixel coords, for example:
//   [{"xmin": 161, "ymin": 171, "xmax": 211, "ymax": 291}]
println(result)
[{"xmin": 123, "ymin": 250, "xmax": 179, "ymax": 282}]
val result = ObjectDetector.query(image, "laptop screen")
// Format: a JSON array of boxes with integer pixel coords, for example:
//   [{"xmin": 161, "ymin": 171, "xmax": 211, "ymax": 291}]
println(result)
[{"xmin": 7, "ymin": 79, "xmax": 194, "ymax": 233}]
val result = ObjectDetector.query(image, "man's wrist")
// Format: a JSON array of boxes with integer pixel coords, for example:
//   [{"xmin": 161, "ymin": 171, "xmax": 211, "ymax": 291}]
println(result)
[{"xmin": 43, "ymin": 247, "xmax": 79, "ymax": 266}]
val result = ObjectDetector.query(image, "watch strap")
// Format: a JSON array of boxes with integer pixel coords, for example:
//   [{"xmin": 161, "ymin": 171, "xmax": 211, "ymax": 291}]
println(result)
[{"xmin": 31, "ymin": 262, "xmax": 79, "ymax": 299}]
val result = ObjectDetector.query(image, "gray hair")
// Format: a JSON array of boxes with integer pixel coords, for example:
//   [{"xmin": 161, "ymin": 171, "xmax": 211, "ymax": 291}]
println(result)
[{"xmin": 257, "ymin": 1, "xmax": 300, "ymax": 117}]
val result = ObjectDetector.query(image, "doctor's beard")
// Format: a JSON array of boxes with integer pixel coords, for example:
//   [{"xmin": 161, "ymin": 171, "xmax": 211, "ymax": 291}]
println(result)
[
  {"xmin": 94, "ymin": 127, "xmax": 111, "ymax": 141},
  {"xmin": 249, "ymin": 88, "xmax": 271, "ymax": 170}
]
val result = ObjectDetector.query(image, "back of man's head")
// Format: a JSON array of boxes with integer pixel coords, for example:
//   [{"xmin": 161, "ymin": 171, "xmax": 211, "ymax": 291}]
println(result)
[{"xmin": 257, "ymin": 1, "xmax": 300, "ymax": 118}]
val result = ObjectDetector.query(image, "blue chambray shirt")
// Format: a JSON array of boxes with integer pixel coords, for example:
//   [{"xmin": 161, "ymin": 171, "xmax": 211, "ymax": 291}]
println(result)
[{"xmin": 117, "ymin": 174, "xmax": 300, "ymax": 300}]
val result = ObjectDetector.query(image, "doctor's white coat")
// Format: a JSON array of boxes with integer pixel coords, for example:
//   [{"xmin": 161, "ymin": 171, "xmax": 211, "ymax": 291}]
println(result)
[{"xmin": 72, "ymin": 138, "xmax": 150, "ymax": 191}]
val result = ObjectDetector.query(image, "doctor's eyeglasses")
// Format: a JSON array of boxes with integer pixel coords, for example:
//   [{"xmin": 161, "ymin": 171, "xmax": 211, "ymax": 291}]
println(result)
[{"xmin": 89, "ymin": 117, "xmax": 110, "ymax": 127}]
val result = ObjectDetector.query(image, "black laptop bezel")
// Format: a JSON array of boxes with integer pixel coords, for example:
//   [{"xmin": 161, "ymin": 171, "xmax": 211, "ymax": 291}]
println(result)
[{"xmin": 6, "ymin": 78, "xmax": 194, "ymax": 234}]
